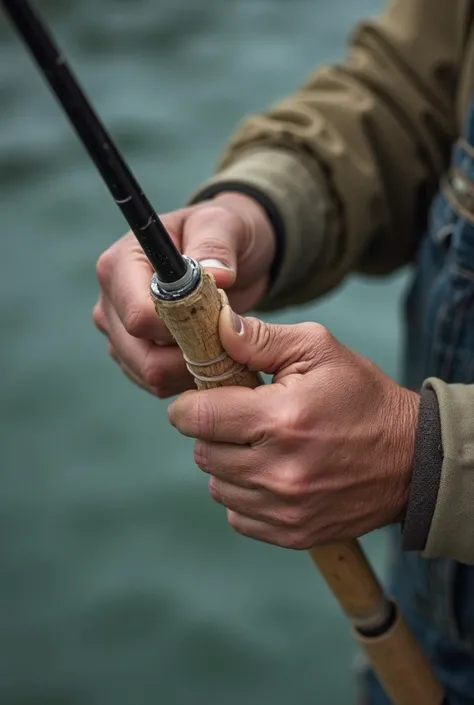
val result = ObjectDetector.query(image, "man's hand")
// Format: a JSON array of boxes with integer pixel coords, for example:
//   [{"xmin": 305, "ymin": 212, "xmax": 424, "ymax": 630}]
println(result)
[
  {"xmin": 93, "ymin": 193, "xmax": 275, "ymax": 398},
  {"xmin": 168, "ymin": 307, "xmax": 419, "ymax": 549}
]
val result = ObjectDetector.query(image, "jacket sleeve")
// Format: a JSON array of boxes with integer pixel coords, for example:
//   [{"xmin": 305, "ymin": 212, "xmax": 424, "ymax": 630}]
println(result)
[
  {"xmin": 190, "ymin": 0, "xmax": 466, "ymax": 310},
  {"xmin": 408, "ymin": 379, "xmax": 474, "ymax": 565}
]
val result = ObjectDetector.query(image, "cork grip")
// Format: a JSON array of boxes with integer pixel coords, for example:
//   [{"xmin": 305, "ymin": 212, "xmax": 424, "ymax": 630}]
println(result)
[
  {"xmin": 152, "ymin": 269, "xmax": 258, "ymax": 390},
  {"xmin": 152, "ymin": 267, "xmax": 443, "ymax": 704}
]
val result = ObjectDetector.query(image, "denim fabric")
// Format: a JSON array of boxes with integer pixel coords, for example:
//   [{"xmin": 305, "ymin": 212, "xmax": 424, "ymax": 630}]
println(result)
[{"xmin": 363, "ymin": 103, "xmax": 474, "ymax": 704}]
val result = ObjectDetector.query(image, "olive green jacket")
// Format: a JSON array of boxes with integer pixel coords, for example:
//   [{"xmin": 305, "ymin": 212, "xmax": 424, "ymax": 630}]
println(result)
[{"xmin": 191, "ymin": 0, "xmax": 474, "ymax": 563}]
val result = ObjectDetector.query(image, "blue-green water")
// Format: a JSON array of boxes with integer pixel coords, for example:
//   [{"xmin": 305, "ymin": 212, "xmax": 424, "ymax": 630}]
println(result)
[{"xmin": 0, "ymin": 1, "xmax": 407, "ymax": 703}]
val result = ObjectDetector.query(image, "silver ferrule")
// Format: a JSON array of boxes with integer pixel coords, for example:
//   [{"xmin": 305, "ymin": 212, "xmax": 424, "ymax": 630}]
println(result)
[{"xmin": 150, "ymin": 255, "xmax": 201, "ymax": 302}]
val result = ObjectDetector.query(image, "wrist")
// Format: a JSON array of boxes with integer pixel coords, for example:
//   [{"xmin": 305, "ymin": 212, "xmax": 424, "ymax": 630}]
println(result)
[{"xmin": 391, "ymin": 389, "xmax": 420, "ymax": 523}]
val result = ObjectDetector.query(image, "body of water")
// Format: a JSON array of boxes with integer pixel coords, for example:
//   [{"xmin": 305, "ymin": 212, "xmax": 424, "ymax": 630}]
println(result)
[{"xmin": 0, "ymin": 1, "xmax": 407, "ymax": 703}]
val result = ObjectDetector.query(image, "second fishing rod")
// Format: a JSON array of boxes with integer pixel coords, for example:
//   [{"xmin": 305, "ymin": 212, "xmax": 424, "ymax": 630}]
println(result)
[{"xmin": 1, "ymin": 1, "xmax": 445, "ymax": 703}]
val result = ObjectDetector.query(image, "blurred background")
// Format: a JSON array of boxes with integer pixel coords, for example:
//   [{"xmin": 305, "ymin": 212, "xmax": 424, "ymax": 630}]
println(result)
[{"xmin": 0, "ymin": 0, "xmax": 409, "ymax": 703}]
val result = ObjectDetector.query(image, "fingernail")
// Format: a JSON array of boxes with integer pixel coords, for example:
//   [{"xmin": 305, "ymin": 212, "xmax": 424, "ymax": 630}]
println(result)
[
  {"xmin": 232, "ymin": 311, "xmax": 244, "ymax": 335},
  {"xmin": 199, "ymin": 258, "xmax": 233, "ymax": 271}
]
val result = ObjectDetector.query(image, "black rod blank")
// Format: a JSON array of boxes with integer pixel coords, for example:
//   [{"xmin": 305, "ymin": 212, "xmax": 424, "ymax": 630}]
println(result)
[{"xmin": 1, "ymin": 0, "xmax": 187, "ymax": 285}]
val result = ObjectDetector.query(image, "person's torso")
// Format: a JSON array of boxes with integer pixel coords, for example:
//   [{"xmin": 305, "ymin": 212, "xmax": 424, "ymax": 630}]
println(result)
[{"xmin": 399, "ymin": 92, "xmax": 474, "ymax": 702}]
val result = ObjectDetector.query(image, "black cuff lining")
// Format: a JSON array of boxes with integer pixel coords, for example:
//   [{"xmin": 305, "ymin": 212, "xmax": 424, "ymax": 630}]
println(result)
[
  {"xmin": 402, "ymin": 388, "xmax": 444, "ymax": 552},
  {"xmin": 191, "ymin": 182, "xmax": 285, "ymax": 287}
]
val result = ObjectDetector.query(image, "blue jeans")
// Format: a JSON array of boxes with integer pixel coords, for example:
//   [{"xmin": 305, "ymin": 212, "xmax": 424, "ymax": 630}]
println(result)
[{"xmin": 363, "ymin": 113, "xmax": 474, "ymax": 703}]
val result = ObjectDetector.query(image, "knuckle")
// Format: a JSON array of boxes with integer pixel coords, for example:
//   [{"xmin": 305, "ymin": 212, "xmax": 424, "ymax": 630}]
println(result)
[
  {"xmin": 194, "ymin": 237, "xmax": 233, "ymax": 264},
  {"xmin": 142, "ymin": 361, "xmax": 165, "ymax": 389},
  {"xmin": 281, "ymin": 507, "xmax": 306, "ymax": 529},
  {"xmin": 188, "ymin": 207, "xmax": 238, "ymax": 260},
  {"xmin": 95, "ymin": 247, "xmax": 114, "ymax": 289},
  {"xmin": 303, "ymin": 321, "xmax": 329, "ymax": 339},
  {"xmin": 191, "ymin": 204, "xmax": 235, "ymax": 229},
  {"xmin": 92, "ymin": 304, "xmax": 106, "ymax": 331},
  {"xmin": 208, "ymin": 477, "xmax": 222, "ymax": 503},
  {"xmin": 270, "ymin": 463, "xmax": 308, "ymax": 500},
  {"xmin": 107, "ymin": 342, "xmax": 117, "ymax": 360},
  {"xmin": 303, "ymin": 322, "xmax": 334, "ymax": 352},
  {"xmin": 123, "ymin": 307, "xmax": 152, "ymax": 338},
  {"xmin": 194, "ymin": 394, "xmax": 217, "ymax": 439},
  {"xmin": 194, "ymin": 441, "xmax": 210, "ymax": 472},
  {"xmin": 271, "ymin": 402, "xmax": 311, "ymax": 444},
  {"xmin": 248, "ymin": 318, "xmax": 275, "ymax": 351},
  {"xmin": 227, "ymin": 509, "xmax": 240, "ymax": 531},
  {"xmin": 283, "ymin": 528, "xmax": 313, "ymax": 551},
  {"xmin": 154, "ymin": 386, "xmax": 172, "ymax": 400}
]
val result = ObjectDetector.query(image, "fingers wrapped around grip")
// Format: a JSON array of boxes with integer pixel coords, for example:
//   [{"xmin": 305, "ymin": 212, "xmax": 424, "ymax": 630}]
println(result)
[{"xmin": 96, "ymin": 236, "xmax": 173, "ymax": 343}]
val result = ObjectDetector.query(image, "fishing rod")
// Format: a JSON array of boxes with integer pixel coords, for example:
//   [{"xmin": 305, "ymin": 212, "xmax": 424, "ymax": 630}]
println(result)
[{"xmin": 1, "ymin": 2, "xmax": 445, "ymax": 703}]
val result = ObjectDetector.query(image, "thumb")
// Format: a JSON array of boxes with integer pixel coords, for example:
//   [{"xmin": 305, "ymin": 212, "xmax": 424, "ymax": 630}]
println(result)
[
  {"xmin": 182, "ymin": 205, "xmax": 243, "ymax": 289},
  {"xmin": 219, "ymin": 305, "xmax": 327, "ymax": 377}
]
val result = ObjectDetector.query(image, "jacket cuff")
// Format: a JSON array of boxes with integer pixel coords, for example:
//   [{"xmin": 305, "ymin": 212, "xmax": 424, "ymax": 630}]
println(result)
[
  {"xmin": 402, "ymin": 388, "xmax": 443, "ymax": 551},
  {"xmin": 422, "ymin": 378, "xmax": 474, "ymax": 564},
  {"xmin": 188, "ymin": 148, "xmax": 330, "ymax": 311}
]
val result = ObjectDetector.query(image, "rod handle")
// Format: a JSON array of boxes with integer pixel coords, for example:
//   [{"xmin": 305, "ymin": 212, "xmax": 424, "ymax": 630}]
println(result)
[{"xmin": 152, "ymin": 268, "xmax": 258, "ymax": 390}]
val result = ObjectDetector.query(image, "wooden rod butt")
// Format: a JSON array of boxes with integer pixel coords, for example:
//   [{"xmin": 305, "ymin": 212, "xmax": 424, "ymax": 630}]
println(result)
[
  {"xmin": 356, "ymin": 608, "xmax": 444, "ymax": 705},
  {"xmin": 310, "ymin": 540, "xmax": 385, "ymax": 623},
  {"xmin": 311, "ymin": 541, "xmax": 444, "ymax": 704}
]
